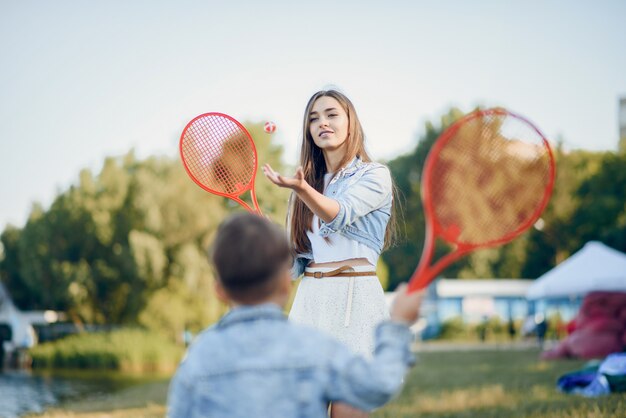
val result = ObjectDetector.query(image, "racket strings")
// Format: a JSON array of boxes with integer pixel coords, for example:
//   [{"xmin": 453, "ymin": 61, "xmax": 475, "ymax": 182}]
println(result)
[
  {"xmin": 181, "ymin": 116, "xmax": 256, "ymax": 195},
  {"xmin": 430, "ymin": 113, "xmax": 552, "ymax": 245}
]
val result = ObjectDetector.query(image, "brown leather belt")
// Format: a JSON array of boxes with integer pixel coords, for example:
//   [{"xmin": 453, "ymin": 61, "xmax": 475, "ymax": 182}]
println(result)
[{"xmin": 303, "ymin": 265, "xmax": 377, "ymax": 279}]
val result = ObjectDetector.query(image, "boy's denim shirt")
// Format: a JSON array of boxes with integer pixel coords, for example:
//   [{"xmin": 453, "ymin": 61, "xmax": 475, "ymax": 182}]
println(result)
[
  {"xmin": 290, "ymin": 157, "xmax": 393, "ymax": 279},
  {"xmin": 167, "ymin": 303, "xmax": 414, "ymax": 418}
]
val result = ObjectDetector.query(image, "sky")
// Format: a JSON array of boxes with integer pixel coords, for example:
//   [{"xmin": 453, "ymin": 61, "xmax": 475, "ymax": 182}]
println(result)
[{"xmin": 1, "ymin": 0, "xmax": 625, "ymax": 229}]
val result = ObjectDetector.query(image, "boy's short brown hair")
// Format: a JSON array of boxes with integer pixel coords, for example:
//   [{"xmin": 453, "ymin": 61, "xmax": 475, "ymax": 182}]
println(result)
[{"xmin": 210, "ymin": 213, "xmax": 292, "ymax": 303}]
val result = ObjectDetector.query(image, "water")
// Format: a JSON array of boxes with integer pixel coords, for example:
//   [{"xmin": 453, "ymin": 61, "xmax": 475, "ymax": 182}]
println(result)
[{"xmin": 0, "ymin": 371, "xmax": 139, "ymax": 418}]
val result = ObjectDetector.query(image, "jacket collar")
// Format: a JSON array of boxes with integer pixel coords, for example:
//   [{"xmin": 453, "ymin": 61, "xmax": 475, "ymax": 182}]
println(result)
[
  {"xmin": 329, "ymin": 156, "xmax": 364, "ymax": 185},
  {"xmin": 217, "ymin": 303, "xmax": 286, "ymax": 328}
]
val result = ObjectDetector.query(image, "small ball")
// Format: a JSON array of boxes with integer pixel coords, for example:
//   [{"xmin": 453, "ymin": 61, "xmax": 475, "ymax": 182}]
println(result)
[{"xmin": 264, "ymin": 121, "xmax": 276, "ymax": 134}]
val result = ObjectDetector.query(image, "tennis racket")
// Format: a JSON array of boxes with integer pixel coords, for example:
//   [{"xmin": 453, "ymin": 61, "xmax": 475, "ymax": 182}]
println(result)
[
  {"xmin": 408, "ymin": 108, "xmax": 556, "ymax": 292},
  {"xmin": 179, "ymin": 112, "xmax": 262, "ymax": 215}
]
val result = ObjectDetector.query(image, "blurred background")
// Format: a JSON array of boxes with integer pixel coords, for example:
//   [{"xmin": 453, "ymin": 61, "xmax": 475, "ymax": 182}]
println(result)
[{"xmin": 1, "ymin": 1, "xmax": 625, "ymax": 417}]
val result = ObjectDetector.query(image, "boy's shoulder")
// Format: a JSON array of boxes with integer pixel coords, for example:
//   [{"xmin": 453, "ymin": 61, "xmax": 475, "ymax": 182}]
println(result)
[
  {"xmin": 187, "ymin": 316, "xmax": 345, "ymax": 363},
  {"xmin": 288, "ymin": 321, "xmax": 344, "ymax": 348}
]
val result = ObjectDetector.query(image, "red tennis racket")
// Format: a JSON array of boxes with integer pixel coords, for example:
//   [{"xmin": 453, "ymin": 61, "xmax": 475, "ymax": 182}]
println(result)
[
  {"xmin": 179, "ymin": 112, "xmax": 262, "ymax": 215},
  {"xmin": 408, "ymin": 108, "xmax": 556, "ymax": 292}
]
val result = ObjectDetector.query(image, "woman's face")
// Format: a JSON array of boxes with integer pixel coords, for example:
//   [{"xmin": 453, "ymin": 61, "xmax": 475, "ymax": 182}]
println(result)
[{"xmin": 308, "ymin": 96, "xmax": 349, "ymax": 153}]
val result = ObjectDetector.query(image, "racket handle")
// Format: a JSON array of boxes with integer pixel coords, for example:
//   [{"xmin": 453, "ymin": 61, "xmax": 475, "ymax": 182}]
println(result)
[
  {"xmin": 407, "ymin": 272, "xmax": 434, "ymax": 293},
  {"xmin": 407, "ymin": 247, "xmax": 470, "ymax": 293}
]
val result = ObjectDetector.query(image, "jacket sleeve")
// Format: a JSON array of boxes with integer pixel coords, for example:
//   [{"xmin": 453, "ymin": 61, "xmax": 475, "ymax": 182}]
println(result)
[
  {"xmin": 290, "ymin": 253, "xmax": 312, "ymax": 280},
  {"xmin": 324, "ymin": 321, "xmax": 416, "ymax": 411},
  {"xmin": 319, "ymin": 164, "xmax": 392, "ymax": 236}
]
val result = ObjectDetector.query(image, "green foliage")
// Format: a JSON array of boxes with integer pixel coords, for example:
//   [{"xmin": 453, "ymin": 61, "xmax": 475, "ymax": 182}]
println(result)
[
  {"xmin": 383, "ymin": 108, "xmax": 469, "ymax": 289},
  {"xmin": 138, "ymin": 279, "xmax": 227, "ymax": 343},
  {"xmin": 0, "ymin": 122, "xmax": 289, "ymax": 337},
  {"xmin": 438, "ymin": 316, "xmax": 467, "ymax": 340},
  {"xmin": 1, "ymin": 110, "xmax": 624, "ymax": 338},
  {"xmin": 383, "ymin": 110, "xmax": 626, "ymax": 288},
  {"xmin": 376, "ymin": 258, "xmax": 390, "ymax": 291},
  {"xmin": 245, "ymin": 123, "xmax": 291, "ymax": 219},
  {"xmin": 569, "ymin": 152, "xmax": 626, "ymax": 251},
  {"xmin": 437, "ymin": 316, "xmax": 519, "ymax": 341},
  {"xmin": 0, "ymin": 225, "xmax": 31, "ymax": 305},
  {"xmin": 29, "ymin": 328, "xmax": 184, "ymax": 373}
]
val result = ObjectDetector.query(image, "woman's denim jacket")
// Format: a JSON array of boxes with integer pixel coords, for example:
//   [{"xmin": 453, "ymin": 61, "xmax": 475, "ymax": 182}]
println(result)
[{"xmin": 290, "ymin": 157, "xmax": 392, "ymax": 279}]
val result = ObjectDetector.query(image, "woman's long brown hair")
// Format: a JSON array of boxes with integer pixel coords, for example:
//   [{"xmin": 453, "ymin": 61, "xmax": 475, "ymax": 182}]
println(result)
[{"xmin": 289, "ymin": 90, "xmax": 398, "ymax": 255}]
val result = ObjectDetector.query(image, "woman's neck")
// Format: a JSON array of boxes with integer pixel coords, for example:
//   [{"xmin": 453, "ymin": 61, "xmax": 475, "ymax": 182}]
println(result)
[{"xmin": 323, "ymin": 148, "xmax": 348, "ymax": 173}]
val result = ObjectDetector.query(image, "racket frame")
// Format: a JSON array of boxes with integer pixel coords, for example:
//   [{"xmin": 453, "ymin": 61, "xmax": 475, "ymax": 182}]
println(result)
[
  {"xmin": 408, "ymin": 108, "xmax": 556, "ymax": 291},
  {"xmin": 179, "ymin": 112, "xmax": 262, "ymax": 214}
]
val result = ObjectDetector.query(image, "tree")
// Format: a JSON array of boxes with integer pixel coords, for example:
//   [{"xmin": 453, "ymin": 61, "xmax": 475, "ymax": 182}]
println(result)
[
  {"xmin": 383, "ymin": 108, "xmax": 468, "ymax": 289},
  {"xmin": 569, "ymin": 152, "xmax": 626, "ymax": 252},
  {"xmin": 382, "ymin": 108, "xmax": 625, "ymax": 287},
  {"xmin": 0, "ymin": 122, "xmax": 290, "ymax": 336}
]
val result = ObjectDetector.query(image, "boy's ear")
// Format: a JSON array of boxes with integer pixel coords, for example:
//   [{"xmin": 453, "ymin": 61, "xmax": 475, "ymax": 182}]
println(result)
[{"xmin": 214, "ymin": 279, "xmax": 230, "ymax": 303}]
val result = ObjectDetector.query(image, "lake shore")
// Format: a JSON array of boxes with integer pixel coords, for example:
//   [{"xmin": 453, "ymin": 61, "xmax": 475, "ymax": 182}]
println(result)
[{"xmin": 27, "ymin": 380, "xmax": 169, "ymax": 418}]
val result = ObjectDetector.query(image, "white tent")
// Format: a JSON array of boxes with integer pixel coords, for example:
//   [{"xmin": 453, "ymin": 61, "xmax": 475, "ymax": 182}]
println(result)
[
  {"xmin": 527, "ymin": 241, "xmax": 626, "ymax": 300},
  {"xmin": 0, "ymin": 282, "xmax": 36, "ymax": 348}
]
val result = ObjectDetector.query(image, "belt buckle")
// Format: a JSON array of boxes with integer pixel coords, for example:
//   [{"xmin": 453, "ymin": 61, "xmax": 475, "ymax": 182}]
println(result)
[{"xmin": 313, "ymin": 271, "xmax": 323, "ymax": 279}]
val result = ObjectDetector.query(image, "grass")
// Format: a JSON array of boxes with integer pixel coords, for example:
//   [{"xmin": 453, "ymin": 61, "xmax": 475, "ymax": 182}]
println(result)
[
  {"xmin": 30, "ymin": 349, "xmax": 626, "ymax": 418},
  {"xmin": 374, "ymin": 349, "xmax": 626, "ymax": 418}
]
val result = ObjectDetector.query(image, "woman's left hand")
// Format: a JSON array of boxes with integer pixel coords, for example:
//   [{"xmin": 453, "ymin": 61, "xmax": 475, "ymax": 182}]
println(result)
[
  {"xmin": 262, "ymin": 164, "xmax": 306, "ymax": 191},
  {"xmin": 263, "ymin": 163, "xmax": 340, "ymax": 223}
]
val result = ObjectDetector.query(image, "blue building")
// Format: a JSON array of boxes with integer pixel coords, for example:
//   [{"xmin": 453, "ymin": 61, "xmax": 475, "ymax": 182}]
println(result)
[{"xmin": 417, "ymin": 279, "xmax": 532, "ymax": 339}]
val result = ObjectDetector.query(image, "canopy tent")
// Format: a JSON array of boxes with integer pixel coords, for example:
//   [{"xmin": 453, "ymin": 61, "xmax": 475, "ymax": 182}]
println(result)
[
  {"xmin": 0, "ymin": 281, "xmax": 36, "ymax": 348},
  {"xmin": 0, "ymin": 281, "xmax": 12, "ymax": 317},
  {"xmin": 527, "ymin": 241, "xmax": 626, "ymax": 300}
]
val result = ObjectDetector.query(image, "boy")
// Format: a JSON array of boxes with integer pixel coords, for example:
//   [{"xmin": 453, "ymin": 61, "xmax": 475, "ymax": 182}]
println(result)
[{"xmin": 167, "ymin": 213, "xmax": 423, "ymax": 417}]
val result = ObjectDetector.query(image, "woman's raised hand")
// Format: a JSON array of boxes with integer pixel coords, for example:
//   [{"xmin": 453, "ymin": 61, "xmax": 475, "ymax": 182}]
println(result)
[{"xmin": 262, "ymin": 164, "xmax": 307, "ymax": 191}]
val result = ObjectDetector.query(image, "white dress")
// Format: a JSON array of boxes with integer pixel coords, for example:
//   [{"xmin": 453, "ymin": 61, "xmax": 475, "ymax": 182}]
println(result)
[{"xmin": 288, "ymin": 174, "xmax": 390, "ymax": 357}]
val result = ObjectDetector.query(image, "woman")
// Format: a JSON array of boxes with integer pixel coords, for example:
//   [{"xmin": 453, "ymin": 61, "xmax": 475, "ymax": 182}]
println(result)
[{"xmin": 263, "ymin": 89, "xmax": 397, "ymax": 418}]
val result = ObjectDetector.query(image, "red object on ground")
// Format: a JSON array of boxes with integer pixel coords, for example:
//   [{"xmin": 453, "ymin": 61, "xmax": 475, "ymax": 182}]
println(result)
[
  {"xmin": 566, "ymin": 319, "xmax": 577, "ymax": 335},
  {"xmin": 619, "ymin": 307, "xmax": 626, "ymax": 323},
  {"xmin": 583, "ymin": 317, "xmax": 624, "ymax": 334},
  {"xmin": 541, "ymin": 291, "xmax": 626, "ymax": 360},
  {"xmin": 566, "ymin": 329, "xmax": 622, "ymax": 359}
]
